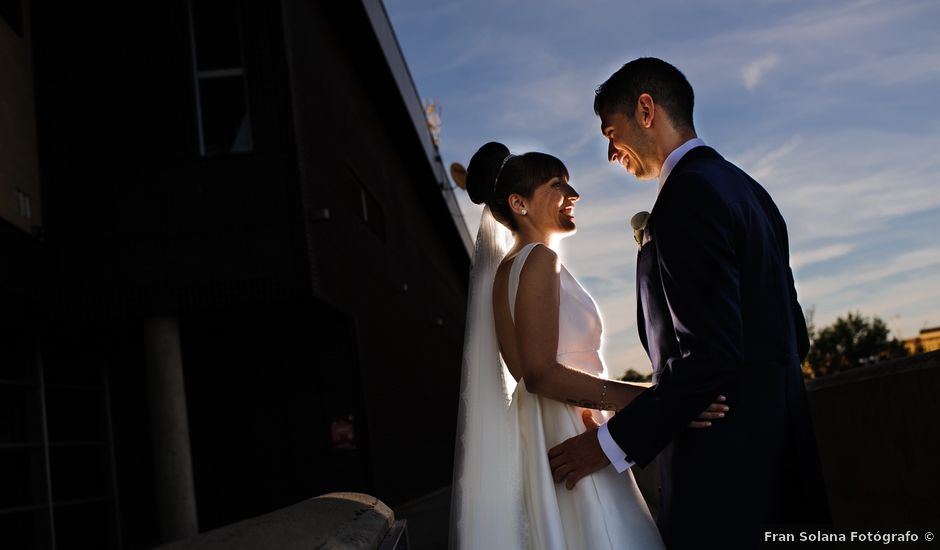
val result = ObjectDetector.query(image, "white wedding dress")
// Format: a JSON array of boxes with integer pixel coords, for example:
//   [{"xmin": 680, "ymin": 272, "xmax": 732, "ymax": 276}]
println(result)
[
  {"xmin": 449, "ymin": 206, "xmax": 663, "ymax": 550},
  {"xmin": 508, "ymin": 243, "xmax": 664, "ymax": 549}
]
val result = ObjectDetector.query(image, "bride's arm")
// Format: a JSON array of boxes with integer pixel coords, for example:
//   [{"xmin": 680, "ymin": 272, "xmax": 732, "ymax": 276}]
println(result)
[
  {"xmin": 513, "ymin": 245, "xmax": 643, "ymax": 411},
  {"xmin": 532, "ymin": 364, "xmax": 645, "ymax": 411}
]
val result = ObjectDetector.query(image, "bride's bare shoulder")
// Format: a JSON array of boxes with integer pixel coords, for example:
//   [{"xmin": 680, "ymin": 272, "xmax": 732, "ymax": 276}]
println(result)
[
  {"xmin": 518, "ymin": 244, "xmax": 559, "ymax": 279},
  {"xmin": 505, "ymin": 243, "xmax": 558, "ymax": 268},
  {"xmin": 494, "ymin": 244, "xmax": 559, "ymax": 289}
]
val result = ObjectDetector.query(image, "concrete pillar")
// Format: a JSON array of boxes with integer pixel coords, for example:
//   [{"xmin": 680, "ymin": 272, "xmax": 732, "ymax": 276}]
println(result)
[{"xmin": 143, "ymin": 316, "xmax": 199, "ymax": 542}]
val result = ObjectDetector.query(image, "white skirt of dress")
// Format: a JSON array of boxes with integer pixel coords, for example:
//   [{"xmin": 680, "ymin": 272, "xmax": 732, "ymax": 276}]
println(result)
[{"xmin": 515, "ymin": 379, "xmax": 665, "ymax": 550}]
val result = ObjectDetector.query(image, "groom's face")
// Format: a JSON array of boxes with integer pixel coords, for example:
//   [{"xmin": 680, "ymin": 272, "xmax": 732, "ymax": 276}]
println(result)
[{"xmin": 600, "ymin": 110, "xmax": 657, "ymax": 180}]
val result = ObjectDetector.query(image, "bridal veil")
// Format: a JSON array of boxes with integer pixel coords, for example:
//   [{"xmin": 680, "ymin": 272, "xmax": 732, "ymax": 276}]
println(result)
[{"xmin": 449, "ymin": 206, "xmax": 528, "ymax": 549}]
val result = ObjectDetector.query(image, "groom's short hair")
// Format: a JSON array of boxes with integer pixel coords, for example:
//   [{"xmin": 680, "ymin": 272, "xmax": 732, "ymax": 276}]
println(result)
[{"xmin": 594, "ymin": 58, "xmax": 695, "ymax": 133}]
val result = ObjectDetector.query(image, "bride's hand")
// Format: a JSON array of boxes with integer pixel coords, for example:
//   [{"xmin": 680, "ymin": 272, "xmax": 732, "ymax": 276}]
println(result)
[{"xmin": 688, "ymin": 395, "xmax": 729, "ymax": 428}]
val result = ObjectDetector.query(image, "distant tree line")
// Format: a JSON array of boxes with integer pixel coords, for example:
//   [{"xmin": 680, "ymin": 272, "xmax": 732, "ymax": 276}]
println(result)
[
  {"xmin": 802, "ymin": 310, "xmax": 907, "ymax": 379},
  {"xmin": 620, "ymin": 369, "xmax": 653, "ymax": 383}
]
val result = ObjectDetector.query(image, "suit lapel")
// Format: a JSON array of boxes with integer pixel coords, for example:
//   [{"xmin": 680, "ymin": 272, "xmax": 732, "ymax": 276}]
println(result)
[{"xmin": 637, "ymin": 147, "xmax": 723, "ymax": 378}]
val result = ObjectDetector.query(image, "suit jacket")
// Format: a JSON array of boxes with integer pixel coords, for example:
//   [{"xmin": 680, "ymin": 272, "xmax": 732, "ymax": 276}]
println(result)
[{"xmin": 607, "ymin": 146, "xmax": 829, "ymax": 548}]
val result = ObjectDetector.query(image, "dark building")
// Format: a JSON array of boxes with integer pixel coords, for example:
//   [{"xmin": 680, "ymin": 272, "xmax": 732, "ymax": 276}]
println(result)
[{"xmin": 1, "ymin": 0, "xmax": 471, "ymax": 548}]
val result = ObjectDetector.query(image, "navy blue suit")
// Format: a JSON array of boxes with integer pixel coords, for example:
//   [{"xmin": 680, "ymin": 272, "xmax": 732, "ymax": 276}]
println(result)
[{"xmin": 607, "ymin": 146, "xmax": 830, "ymax": 549}]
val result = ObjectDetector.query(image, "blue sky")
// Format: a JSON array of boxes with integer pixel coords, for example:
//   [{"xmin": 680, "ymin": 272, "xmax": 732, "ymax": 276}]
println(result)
[{"xmin": 384, "ymin": 0, "xmax": 940, "ymax": 377}]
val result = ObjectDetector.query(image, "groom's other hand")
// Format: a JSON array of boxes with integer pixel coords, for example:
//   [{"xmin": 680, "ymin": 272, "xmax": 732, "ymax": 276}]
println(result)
[
  {"xmin": 689, "ymin": 395, "xmax": 729, "ymax": 429},
  {"xmin": 548, "ymin": 410, "xmax": 610, "ymax": 490}
]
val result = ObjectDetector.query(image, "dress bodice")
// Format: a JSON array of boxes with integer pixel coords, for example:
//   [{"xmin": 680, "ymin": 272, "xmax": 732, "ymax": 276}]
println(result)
[{"xmin": 508, "ymin": 242, "xmax": 607, "ymax": 377}]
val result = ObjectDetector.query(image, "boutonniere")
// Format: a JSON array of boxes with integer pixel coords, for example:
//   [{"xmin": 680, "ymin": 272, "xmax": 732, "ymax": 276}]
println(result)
[{"xmin": 631, "ymin": 211, "xmax": 650, "ymax": 249}]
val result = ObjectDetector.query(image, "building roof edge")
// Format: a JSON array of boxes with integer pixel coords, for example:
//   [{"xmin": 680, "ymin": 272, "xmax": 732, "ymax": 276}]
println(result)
[{"xmin": 359, "ymin": 0, "xmax": 474, "ymax": 256}]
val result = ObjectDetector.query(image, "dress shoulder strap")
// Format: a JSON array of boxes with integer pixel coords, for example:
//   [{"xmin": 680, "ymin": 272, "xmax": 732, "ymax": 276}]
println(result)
[{"xmin": 508, "ymin": 242, "xmax": 543, "ymax": 324}]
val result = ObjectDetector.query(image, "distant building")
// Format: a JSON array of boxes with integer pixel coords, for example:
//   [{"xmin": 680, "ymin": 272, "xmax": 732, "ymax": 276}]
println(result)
[
  {"xmin": 1, "ymin": 0, "xmax": 471, "ymax": 548},
  {"xmin": 904, "ymin": 327, "xmax": 940, "ymax": 355}
]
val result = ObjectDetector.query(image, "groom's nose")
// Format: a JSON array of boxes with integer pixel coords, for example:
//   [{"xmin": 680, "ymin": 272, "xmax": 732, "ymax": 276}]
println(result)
[{"xmin": 607, "ymin": 141, "xmax": 618, "ymax": 163}]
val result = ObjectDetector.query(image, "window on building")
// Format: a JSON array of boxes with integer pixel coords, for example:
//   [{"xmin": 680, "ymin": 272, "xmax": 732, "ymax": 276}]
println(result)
[
  {"xmin": 15, "ymin": 188, "xmax": 32, "ymax": 221},
  {"xmin": 0, "ymin": 328, "xmax": 118, "ymax": 549},
  {"xmin": 188, "ymin": 0, "xmax": 253, "ymax": 156},
  {"xmin": 0, "ymin": 0, "xmax": 23, "ymax": 37}
]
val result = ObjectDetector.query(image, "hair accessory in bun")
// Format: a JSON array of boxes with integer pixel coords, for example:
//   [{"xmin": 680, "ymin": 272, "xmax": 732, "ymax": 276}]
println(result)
[{"xmin": 493, "ymin": 153, "xmax": 516, "ymax": 194}]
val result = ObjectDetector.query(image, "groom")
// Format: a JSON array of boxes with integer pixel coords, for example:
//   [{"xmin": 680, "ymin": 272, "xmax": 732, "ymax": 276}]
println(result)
[{"xmin": 548, "ymin": 58, "xmax": 830, "ymax": 548}]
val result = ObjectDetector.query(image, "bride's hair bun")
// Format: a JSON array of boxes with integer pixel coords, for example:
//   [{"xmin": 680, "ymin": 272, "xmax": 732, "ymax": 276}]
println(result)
[{"xmin": 465, "ymin": 141, "xmax": 511, "ymax": 205}]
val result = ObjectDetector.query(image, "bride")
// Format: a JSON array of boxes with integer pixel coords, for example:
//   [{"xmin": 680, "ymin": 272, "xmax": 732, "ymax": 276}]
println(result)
[{"xmin": 449, "ymin": 142, "xmax": 726, "ymax": 549}]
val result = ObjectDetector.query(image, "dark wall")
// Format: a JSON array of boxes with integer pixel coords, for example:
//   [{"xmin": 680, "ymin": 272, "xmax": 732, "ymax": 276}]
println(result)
[
  {"xmin": 180, "ymin": 300, "xmax": 373, "ymax": 532},
  {"xmin": 806, "ymin": 352, "xmax": 940, "ymax": 524},
  {"xmin": 281, "ymin": 0, "xmax": 468, "ymax": 505},
  {"xmin": 40, "ymin": 321, "xmax": 122, "ymax": 550},
  {"xmin": 0, "ymin": 217, "xmax": 42, "ymax": 317},
  {"xmin": 31, "ymin": 1, "xmax": 307, "ymax": 320},
  {"xmin": 26, "ymin": 0, "xmax": 470, "ymax": 545}
]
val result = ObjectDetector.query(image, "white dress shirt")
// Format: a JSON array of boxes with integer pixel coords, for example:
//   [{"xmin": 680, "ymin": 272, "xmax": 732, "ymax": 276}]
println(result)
[{"xmin": 597, "ymin": 137, "xmax": 706, "ymax": 473}]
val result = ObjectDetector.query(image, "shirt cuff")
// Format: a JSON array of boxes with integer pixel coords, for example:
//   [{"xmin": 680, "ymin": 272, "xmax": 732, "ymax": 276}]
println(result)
[{"xmin": 598, "ymin": 421, "xmax": 635, "ymax": 473}]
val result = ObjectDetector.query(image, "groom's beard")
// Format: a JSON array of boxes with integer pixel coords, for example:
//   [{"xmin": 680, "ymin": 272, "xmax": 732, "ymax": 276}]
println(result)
[
  {"xmin": 625, "ymin": 120, "xmax": 659, "ymax": 180},
  {"xmin": 631, "ymin": 144, "xmax": 659, "ymax": 180}
]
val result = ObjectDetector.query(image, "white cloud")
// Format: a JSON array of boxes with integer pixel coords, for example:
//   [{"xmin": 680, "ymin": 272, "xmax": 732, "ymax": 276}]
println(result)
[
  {"xmin": 728, "ymin": 128, "xmax": 940, "ymax": 248},
  {"xmin": 741, "ymin": 53, "xmax": 779, "ymax": 90},
  {"xmin": 790, "ymin": 243, "xmax": 855, "ymax": 270},
  {"xmin": 734, "ymin": 134, "xmax": 802, "ymax": 182},
  {"xmin": 819, "ymin": 48, "xmax": 940, "ymax": 87},
  {"xmin": 798, "ymin": 246, "xmax": 940, "ymax": 307}
]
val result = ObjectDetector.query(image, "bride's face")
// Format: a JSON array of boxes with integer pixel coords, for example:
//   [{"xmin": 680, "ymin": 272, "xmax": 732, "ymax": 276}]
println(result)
[{"xmin": 525, "ymin": 176, "xmax": 580, "ymax": 237}]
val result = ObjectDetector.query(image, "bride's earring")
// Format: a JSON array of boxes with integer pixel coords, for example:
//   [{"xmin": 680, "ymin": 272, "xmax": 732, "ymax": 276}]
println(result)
[{"xmin": 520, "ymin": 208, "xmax": 527, "ymax": 215}]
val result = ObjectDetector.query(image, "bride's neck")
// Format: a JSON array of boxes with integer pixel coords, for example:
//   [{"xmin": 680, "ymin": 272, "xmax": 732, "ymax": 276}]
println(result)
[{"xmin": 514, "ymin": 229, "xmax": 562, "ymax": 252}]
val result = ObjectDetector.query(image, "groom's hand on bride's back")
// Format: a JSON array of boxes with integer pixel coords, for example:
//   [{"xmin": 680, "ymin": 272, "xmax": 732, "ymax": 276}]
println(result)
[
  {"xmin": 547, "ymin": 410, "xmax": 609, "ymax": 490},
  {"xmin": 549, "ymin": 398, "xmax": 730, "ymax": 490}
]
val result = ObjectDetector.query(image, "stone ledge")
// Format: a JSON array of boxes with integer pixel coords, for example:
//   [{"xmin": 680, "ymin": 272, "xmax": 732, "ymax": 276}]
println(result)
[{"xmin": 159, "ymin": 492, "xmax": 395, "ymax": 550}]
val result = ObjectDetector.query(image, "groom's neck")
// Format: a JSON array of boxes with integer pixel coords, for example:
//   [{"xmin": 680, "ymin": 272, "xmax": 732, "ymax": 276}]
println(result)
[{"xmin": 656, "ymin": 126, "xmax": 698, "ymax": 169}]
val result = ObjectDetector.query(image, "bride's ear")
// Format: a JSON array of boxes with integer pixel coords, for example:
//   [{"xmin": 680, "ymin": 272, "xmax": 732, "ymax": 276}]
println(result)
[{"xmin": 508, "ymin": 193, "xmax": 526, "ymax": 215}]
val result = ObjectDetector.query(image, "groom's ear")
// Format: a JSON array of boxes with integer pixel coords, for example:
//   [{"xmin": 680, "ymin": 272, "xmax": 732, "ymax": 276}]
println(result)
[{"xmin": 636, "ymin": 93, "xmax": 655, "ymax": 129}]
